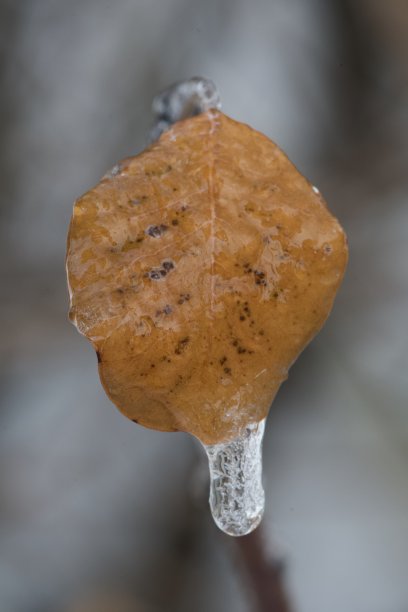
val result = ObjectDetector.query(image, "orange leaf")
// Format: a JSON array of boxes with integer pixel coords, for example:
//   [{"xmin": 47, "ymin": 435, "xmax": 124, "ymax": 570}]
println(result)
[{"xmin": 66, "ymin": 110, "xmax": 348, "ymax": 444}]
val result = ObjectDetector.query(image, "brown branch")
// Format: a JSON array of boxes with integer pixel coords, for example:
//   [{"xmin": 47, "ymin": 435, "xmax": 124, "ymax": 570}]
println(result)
[{"xmin": 231, "ymin": 526, "xmax": 293, "ymax": 612}]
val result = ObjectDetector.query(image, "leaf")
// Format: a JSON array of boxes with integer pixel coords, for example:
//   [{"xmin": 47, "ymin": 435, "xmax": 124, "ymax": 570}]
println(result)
[{"xmin": 66, "ymin": 110, "xmax": 348, "ymax": 444}]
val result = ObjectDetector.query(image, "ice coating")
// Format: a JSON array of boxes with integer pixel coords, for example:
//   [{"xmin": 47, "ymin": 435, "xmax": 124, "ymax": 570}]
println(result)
[
  {"xmin": 149, "ymin": 76, "xmax": 221, "ymax": 142},
  {"xmin": 66, "ymin": 110, "xmax": 348, "ymax": 445},
  {"xmin": 204, "ymin": 419, "xmax": 265, "ymax": 536}
]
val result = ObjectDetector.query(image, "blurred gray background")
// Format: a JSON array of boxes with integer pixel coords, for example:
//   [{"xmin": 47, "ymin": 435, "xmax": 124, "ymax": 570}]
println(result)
[{"xmin": 1, "ymin": 1, "xmax": 407, "ymax": 611}]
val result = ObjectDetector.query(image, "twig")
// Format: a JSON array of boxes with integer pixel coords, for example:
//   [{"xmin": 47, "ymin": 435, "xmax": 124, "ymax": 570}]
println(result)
[
  {"xmin": 231, "ymin": 526, "xmax": 293, "ymax": 612},
  {"xmin": 149, "ymin": 76, "xmax": 221, "ymax": 142},
  {"xmin": 148, "ymin": 80, "xmax": 294, "ymax": 612}
]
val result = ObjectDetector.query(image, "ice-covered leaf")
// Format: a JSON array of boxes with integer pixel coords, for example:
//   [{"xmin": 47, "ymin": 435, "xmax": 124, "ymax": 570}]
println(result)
[{"xmin": 66, "ymin": 110, "xmax": 347, "ymax": 445}]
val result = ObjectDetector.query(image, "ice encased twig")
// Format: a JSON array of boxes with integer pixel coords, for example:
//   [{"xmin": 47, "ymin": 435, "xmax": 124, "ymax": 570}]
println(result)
[
  {"xmin": 203, "ymin": 419, "xmax": 266, "ymax": 536},
  {"xmin": 149, "ymin": 77, "xmax": 221, "ymax": 142}
]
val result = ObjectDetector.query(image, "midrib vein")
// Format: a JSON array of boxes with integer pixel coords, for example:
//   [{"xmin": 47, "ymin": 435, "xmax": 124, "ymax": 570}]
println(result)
[{"xmin": 207, "ymin": 111, "xmax": 218, "ymax": 315}]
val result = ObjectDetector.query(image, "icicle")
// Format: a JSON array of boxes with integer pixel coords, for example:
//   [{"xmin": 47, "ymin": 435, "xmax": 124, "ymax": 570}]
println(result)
[{"xmin": 203, "ymin": 419, "xmax": 266, "ymax": 536}]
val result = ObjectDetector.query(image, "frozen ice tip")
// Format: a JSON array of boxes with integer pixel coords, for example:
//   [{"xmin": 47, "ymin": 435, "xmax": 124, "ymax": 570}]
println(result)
[{"xmin": 203, "ymin": 419, "xmax": 266, "ymax": 536}]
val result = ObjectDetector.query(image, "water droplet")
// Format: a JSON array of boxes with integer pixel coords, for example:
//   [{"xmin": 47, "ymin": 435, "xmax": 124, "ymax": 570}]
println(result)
[
  {"xmin": 104, "ymin": 164, "xmax": 121, "ymax": 178},
  {"xmin": 203, "ymin": 419, "xmax": 265, "ymax": 536}
]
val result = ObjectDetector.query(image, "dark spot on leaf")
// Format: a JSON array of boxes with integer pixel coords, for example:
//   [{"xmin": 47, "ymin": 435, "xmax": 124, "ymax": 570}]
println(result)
[
  {"xmin": 146, "ymin": 224, "xmax": 168, "ymax": 238},
  {"xmin": 162, "ymin": 260, "xmax": 175, "ymax": 272},
  {"xmin": 254, "ymin": 270, "xmax": 266, "ymax": 280},
  {"xmin": 175, "ymin": 337, "xmax": 190, "ymax": 355},
  {"xmin": 178, "ymin": 293, "xmax": 191, "ymax": 304},
  {"xmin": 148, "ymin": 269, "xmax": 162, "ymax": 280}
]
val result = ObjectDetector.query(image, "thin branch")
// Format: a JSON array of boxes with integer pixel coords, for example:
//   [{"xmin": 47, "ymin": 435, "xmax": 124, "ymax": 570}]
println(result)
[{"xmin": 231, "ymin": 527, "xmax": 293, "ymax": 612}]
